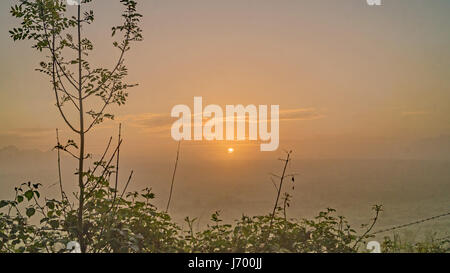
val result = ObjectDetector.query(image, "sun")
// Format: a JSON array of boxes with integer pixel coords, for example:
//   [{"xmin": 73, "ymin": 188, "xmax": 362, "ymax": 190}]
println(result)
[{"xmin": 227, "ymin": 148, "xmax": 235, "ymax": 154}]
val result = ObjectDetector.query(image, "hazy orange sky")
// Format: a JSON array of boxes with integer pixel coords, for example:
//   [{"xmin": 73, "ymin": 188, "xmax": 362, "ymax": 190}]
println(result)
[{"xmin": 1, "ymin": 0, "xmax": 449, "ymax": 161}]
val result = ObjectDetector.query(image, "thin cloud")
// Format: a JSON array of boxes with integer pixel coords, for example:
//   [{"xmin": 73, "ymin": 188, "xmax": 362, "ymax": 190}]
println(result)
[
  {"xmin": 280, "ymin": 108, "xmax": 326, "ymax": 121},
  {"xmin": 118, "ymin": 108, "xmax": 325, "ymax": 133},
  {"xmin": 402, "ymin": 111, "xmax": 429, "ymax": 117},
  {"xmin": 0, "ymin": 128, "xmax": 54, "ymax": 138}
]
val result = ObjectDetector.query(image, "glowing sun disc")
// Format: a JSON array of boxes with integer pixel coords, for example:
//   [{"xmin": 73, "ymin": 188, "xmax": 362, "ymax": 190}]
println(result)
[{"xmin": 228, "ymin": 148, "xmax": 235, "ymax": 154}]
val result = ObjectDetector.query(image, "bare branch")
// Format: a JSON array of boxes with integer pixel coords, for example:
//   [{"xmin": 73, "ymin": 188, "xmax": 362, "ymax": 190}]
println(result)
[
  {"xmin": 166, "ymin": 141, "xmax": 182, "ymax": 213},
  {"xmin": 112, "ymin": 124, "xmax": 122, "ymax": 208},
  {"xmin": 51, "ymin": 33, "xmax": 80, "ymax": 134},
  {"xmin": 91, "ymin": 136, "xmax": 113, "ymax": 176},
  {"xmin": 269, "ymin": 151, "xmax": 292, "ymax": 230}
]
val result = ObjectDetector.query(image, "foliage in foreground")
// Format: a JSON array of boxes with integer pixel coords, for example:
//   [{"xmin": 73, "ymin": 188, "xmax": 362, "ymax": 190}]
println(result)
[
  {"xmin": 382, "ymin": 234, "xmax": 449, "ymax": 253},
  {"xmin": 1, "ymin": 179, "xmax": 447, "ymax": 253}
]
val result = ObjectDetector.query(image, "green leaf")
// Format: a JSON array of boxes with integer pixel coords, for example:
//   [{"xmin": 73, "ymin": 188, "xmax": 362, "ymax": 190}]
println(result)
[
  {"xmin": 17, "ymin": 196, "xmax": 24, "ymax": 203},
  {"xmin": 24, "ymin": 190, "xmax": 34, "ymax": 201},
  {"xmin": 26, "ymin": 208, "xmax": 35, "ymax": 217},
  {"xmin": 46, "ymin": 201, "xmax": 55, "ymax": 210},
  {"xmin": 49, "ymin": 220, "xmax": 59, "ymax": 229},
  {"xmin": 0, "ymin": 200, "xmax": 8, "ymax": 208}
]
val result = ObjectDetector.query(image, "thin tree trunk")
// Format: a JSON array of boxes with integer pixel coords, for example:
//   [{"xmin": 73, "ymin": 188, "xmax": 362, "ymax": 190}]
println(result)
[{"xmin": 76, "ymin": 4, "xmax": 86, "ymax": 253}]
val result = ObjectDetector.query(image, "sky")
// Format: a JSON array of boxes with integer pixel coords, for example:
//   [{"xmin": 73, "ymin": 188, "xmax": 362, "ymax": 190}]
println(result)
[{"xmin": 0, "ymin": 0, "xmax": 449, "ymax": 161}]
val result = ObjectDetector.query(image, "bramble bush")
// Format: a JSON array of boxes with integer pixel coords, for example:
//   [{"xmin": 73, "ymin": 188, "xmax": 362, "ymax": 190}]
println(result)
[
  {"xmin": 1, "ymin": 177, "xmax": 448, "ymax": 253},
  {"xmin": 0, "ymin": 175, "xmax": 407, "ymax": 253}
]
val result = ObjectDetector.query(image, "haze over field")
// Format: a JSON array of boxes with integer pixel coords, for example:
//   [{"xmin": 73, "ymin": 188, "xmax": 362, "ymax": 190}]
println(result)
[{"xmin": 1, "ymin": 145, "xmax": 449, "ymax": 241}]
